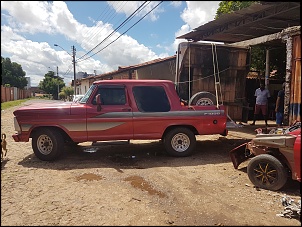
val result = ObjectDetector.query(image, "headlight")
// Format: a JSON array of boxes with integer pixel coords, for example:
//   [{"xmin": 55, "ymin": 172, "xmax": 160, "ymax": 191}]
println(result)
[{"xmin": 14, "ymin": 117, "xmax": 21, "ymax": 133}]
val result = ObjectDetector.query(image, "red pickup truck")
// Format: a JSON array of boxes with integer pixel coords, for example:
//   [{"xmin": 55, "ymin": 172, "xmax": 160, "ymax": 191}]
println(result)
[{"xmin": 12, "ymin": 79, "xmax": 228, "ymax": 161}]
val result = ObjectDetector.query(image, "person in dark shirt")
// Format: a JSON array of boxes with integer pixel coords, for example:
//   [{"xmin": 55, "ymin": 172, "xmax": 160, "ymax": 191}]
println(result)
[{"xmin": 275, "ymin": 82, "xmax": 285, "ymax": 127}]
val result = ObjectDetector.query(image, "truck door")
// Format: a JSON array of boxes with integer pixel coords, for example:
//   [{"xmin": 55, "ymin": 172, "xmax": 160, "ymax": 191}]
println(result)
[
  {"xmin": 132, "ymin": 85, "xmax": 171, "ymax": 139},
  {"xmin": 86, "ymin": 85, "xmax": 133, "ymax": 141}
]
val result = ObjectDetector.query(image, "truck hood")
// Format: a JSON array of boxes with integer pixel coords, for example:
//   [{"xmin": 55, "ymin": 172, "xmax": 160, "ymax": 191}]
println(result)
[{"xmin": 13, "ymin": 101, "xmax": 73, "ymax": 116}]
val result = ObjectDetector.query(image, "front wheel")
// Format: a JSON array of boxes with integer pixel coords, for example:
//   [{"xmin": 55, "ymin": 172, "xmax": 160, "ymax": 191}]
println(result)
[
  {"xmin": 163, "ymin": 127, "xmax": 196, "ymax": 157},
  {"xmin": 247, "ymin": 154, "xmax": 288, "ymax": 191},
  {"xmin": 32, "ymin": 128, "xmax": 64, "ymax": 161}
]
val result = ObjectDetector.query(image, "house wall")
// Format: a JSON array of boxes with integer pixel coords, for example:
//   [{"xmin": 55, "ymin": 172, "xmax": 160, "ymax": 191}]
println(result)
[
  {"xmin": 80, "ymin": 80, "xmax": 90, "ymax": 95},
  {"xmin": 81, "ymin": 59, "xmax": 176, "ymax": 94},
  {"xmin": 136, "ymin": 60, "xmax": 176, "ymax": 81},
  {"xmin": 111, "ymin": 71, "xmax": 131, "ymax": 80},
  {"xmin": 81, "ymin": 71, "xmax": 130, "ymax": 93}
]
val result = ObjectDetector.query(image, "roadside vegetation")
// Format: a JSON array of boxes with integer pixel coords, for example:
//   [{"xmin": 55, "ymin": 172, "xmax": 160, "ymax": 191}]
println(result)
[{"xmin": 1, "ymin": 98, "xmax": 34, "ymax": 110}]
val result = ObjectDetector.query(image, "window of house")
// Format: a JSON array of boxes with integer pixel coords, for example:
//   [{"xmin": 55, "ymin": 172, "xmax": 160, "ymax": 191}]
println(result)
[{"xmin": 133, "ymin": 86, "xmax": 170, "ymax": 112}]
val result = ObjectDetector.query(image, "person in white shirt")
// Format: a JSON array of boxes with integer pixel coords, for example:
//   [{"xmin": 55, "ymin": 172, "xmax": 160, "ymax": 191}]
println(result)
[{"xmin": 250, "ymin": 82, "xmax": 271, "ymax": 126}]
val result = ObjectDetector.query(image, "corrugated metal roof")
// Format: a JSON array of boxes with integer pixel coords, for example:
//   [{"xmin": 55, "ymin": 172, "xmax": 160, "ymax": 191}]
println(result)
[{"xmin": 177, "ymin": 2, "xmax": 300, "ymax": 43}]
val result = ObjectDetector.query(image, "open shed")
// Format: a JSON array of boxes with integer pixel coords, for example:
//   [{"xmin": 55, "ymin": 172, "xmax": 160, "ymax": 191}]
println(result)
[{"xmin": 177, "ymin": 1, "xmax": 300, "ymax": 125}]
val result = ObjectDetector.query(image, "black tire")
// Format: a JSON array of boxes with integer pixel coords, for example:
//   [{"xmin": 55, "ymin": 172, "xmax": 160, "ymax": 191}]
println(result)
[
  {"xmin": 189, "ymin": 91, "xmax": 217, "ymax": 106},
  {"xmin": 163, "ymin": 127, "xmax": 196, "ymax": 157},
  {"xmin": 32, "ymin": 128, "xmax": 64, "ymax": 161},
  {"xmin": 247, "ymin": 154, "xmax": 288, "ymax": 191}
]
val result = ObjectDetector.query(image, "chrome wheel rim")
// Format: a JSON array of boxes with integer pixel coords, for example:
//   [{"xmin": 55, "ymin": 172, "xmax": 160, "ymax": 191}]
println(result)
[
  {"xmin": 37, "ymin": 134, "xmax": 53, "ymax": 155},
  {"xmin": 171, "ymin": 133, "xmax": 190, "ymax": 152}
]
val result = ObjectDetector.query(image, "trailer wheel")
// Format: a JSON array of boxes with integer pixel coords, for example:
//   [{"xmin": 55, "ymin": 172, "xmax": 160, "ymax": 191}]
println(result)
[
  {"xmin": 32, "ymin": 128, "xmax": 64, "ymax": 161},
  {"xmin": 189, "ymin": 91, "xmax": 217, "ymax": 106},
  {"xmin": 247, "ymin": 154, "xmax": 288, "ymax": 191},
  {"xmin": 163, "ymin": 127, "xmax": 196, "ymax": 157}
]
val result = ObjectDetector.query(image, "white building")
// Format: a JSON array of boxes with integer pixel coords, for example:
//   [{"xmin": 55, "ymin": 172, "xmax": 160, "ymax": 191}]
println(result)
[{"xmin": 25, "ymin": 77, "xmax": 31, "ymax": 89}]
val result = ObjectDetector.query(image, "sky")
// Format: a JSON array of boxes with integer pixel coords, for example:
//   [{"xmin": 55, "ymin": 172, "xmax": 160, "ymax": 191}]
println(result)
[{"xmin": 1, "ymin": 1, "xmax": 221, "ymax": 87}]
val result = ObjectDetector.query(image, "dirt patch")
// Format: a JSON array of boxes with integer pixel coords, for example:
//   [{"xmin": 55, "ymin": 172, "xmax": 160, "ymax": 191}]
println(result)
[{"xmin": 1, "ymin": 99, "xmax": 300, "ymax": 226}]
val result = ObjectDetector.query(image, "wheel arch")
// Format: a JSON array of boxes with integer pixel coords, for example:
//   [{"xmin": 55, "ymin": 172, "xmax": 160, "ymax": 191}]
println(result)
[
  {"xmin": 162, "ymin": 125, "xmax": 198, "ymax": 140},
  {"xmin": 30, "ymin": 126, "xmax": 72, "ymax": 143},
  {"xmin": 266, "ymin": 149, "xmax": 292, "ymax": 173}
]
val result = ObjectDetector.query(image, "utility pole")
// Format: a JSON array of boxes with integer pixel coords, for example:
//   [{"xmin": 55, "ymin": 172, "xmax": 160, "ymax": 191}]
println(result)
[
  {"xmin": 54, "ymin": 43, "xmax": 76, "ymax": 96},
  {"xmin": 72, "ymin": 45, "xmax": 76, "ymax": 96},
  {"xmin": 56, "ymin": 66, "xmax": 59, "ymax": 98}
]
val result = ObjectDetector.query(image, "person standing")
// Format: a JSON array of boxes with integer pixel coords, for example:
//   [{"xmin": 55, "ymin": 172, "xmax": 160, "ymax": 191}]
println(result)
[
  {"xmin": 250, "ymin": 82, "xmax": 271, "ymax": 126},
  {"xmin": 275, "ymin": 82, "xmax": 286, "ymax": 127}
]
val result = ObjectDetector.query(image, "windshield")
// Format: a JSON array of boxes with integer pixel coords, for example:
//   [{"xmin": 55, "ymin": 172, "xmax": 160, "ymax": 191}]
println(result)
[{"xmin": 79, "ymin": 85, "xmax": 97, "ymax": 103}]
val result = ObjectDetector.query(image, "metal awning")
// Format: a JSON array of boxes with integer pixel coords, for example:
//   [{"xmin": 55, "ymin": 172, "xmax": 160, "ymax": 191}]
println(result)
[{"xmin": 177, "ymin": 2, "xmax": 300, "ymax": 44}]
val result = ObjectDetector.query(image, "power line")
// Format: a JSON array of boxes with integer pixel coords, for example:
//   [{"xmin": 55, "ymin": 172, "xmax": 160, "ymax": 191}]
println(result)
[
  {"xmin": 77, "ymin": 1, "xmax": 163, "ymax": 63},
  {"xmin": 61, "ymin": 64, "xmax": 73, "ymax": 78},
  {"xmin": 76, "ymin": 1, "xmax": 149, "ymax": 61},
  {"xmin": 82, "ymin": 1, "xmax": 127, "ymax": 47}
]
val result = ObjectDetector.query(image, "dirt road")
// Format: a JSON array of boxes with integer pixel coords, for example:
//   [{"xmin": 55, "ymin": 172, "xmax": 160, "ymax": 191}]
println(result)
[{"xmin": 1, "ymin": 99, "xmax": 300, "ymax": 226}]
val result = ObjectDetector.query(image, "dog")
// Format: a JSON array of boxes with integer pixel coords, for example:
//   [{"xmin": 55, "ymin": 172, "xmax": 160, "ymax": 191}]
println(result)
[{"xmin": 1, "ymin": 133, "xmax": 8, "ymax": 160}]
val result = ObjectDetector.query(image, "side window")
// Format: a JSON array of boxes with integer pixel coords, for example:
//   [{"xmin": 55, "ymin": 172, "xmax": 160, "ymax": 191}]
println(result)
[
  {"xmin": 133, "ymin": 86, "xmax": 170, "ymax": 112},
  {"xmin": 92, "ymin": 86, "xmax": 126, "ymax": 105}
]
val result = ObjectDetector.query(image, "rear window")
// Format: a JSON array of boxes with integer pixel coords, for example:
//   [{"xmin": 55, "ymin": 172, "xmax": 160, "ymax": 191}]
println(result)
[{"xmin": 133, "ymin": 86, "xmax": 170, "ymax": 112}]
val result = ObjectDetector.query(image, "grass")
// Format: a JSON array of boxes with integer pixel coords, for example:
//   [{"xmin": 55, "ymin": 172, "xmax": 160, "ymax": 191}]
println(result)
[{"xmin": 1, "ymin": 98, "xmax": 33, "ymax": 110}]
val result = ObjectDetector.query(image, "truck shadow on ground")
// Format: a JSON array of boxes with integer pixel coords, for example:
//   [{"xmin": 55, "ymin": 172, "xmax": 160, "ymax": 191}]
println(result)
[
  {"xmin": 17, "ymin": 137, "xmax": 300, "ymax": 196},
  {"xmin": 18, "ymin": 137, "xmax": 249, "ymax": 171}
]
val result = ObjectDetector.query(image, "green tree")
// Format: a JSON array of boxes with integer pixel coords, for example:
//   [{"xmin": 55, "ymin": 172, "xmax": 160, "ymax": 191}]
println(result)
[
  {"xmin": 215, "ymin": 1, "xmax": 285, "ymax": 79},
  {"xmin": 61, "ymin": 86, "xmax": 74, "ymax": 101},
  {"xmin": 1, "ymin": 56, "xmax": 28, "ymax": 88},
  {"xmin": 39, "ymin": 71, "xmax": 65, "ymax": 100},
  {"xmin": 215, "ymin": 1, "xmax": 257, "ymax": 19}
]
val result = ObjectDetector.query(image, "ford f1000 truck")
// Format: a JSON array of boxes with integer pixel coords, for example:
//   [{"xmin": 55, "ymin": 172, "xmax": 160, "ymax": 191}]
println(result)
[{"xmin": 12, "ymin": 79, "xmax": 228, "ymax": 161}]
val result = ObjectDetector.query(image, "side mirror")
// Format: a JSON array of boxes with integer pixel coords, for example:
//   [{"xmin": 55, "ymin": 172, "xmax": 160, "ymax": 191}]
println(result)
[{"xmin": 96, "ymin": 94, "xmax": 102, "ymax": 111}]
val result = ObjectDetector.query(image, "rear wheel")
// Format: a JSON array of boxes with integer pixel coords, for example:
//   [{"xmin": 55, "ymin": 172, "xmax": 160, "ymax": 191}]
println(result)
[
  {"xmin": 247, "ymin": 154, "xmax": 288, "ymax": 191},
  {"xmin": 163, "ymin": 127, "xmax": 196, "ymax": 157},
  {"xmin": 32, "ymin": 128, "xmax": 64, "ymax": 161}
]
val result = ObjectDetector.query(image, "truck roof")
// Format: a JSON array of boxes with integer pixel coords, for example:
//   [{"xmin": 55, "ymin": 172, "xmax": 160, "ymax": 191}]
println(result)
[{"xmin": 92, "ymin": 79, "xmax": 175, "ymax": 85}]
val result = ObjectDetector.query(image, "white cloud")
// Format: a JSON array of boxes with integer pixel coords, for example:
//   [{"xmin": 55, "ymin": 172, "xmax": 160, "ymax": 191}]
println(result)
[
  {"xmin": 171, "ymin": 1, "xmax": 220, "ymax": 56},
  {"xmin": 1, "ymin": 25, "xmax": 26, "ymax": 43},
  {"xmin": 1, "ymin": 1, "xmax": 163, "ymax": 86},
  {"xmin": 1, "ymin": 1, "xmax": 56, "ymax": 34},
  {"xmin": 170, "ymin": 1, "xmax": 182, "ymax": 8},
  {"xmin": 180, "ymin": 1, "xmax": 220, "ymax": 33},
  {"xmin": 107, "ymin": 1, "xmax": 164, "ymax": 22},
  {"xmin": 1, "ymin": 1, "xmax": 221, "ymax": 87}
]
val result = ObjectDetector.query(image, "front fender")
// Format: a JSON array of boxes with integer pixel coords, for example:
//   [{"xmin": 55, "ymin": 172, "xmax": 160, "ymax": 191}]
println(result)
[{"xmin": 229, "ymin": 142, "xmax": 249, "ymax": 169}]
